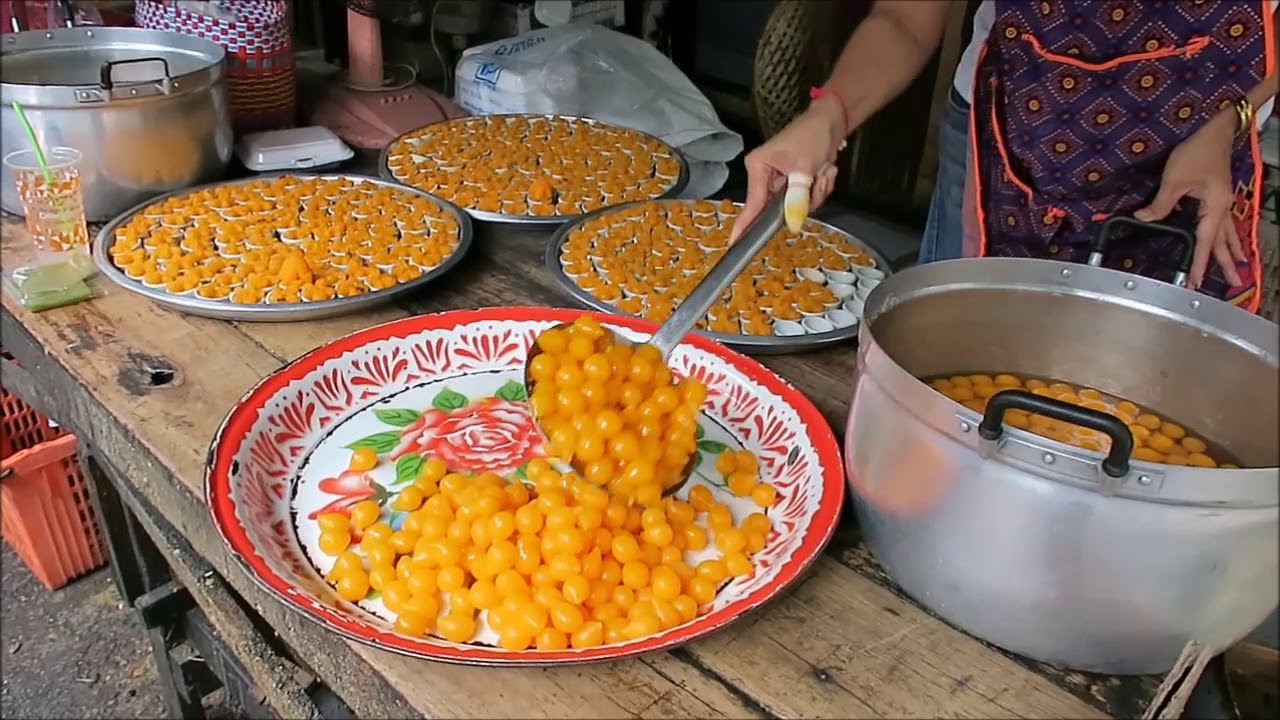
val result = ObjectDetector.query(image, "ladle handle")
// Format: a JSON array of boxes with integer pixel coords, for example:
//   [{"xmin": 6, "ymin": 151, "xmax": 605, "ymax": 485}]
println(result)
[{"xmin": 651, "ymin": 194, "xmax": 785, "ymax": 356}]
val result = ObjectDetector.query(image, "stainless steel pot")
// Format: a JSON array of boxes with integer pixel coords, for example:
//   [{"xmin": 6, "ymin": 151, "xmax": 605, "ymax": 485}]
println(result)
[
  {"xmin": 845, "ymin": 256, "xmax": 1279, "ymax": 676},
  {"xmin": 1, "ymin": 27, "xmax": 234, "ymax": 222}
]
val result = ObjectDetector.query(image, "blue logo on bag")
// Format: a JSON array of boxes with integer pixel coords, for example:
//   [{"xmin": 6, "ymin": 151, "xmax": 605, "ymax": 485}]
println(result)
[{"xmin": 474, "ymin": 62, "xmax": 502, "ymax": 87}]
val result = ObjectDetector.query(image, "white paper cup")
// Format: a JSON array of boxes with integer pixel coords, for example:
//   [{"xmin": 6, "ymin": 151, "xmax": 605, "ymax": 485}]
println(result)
[
  {"xmin": 828, "ymin": 282, "xmax": 856, "ymax": 300},
  {"xmin": 854, "ymin": 266, "xmax": 886, "ymax": 282},
  {"xmin": 826, "ymin": 309, "xmax": 859, "ymax": 329},
  {"xmin": 854, "ymin": 284, "xmax": 874, "ymax": 301},
  {"xmin": 802, "ymin": 316, "xmax": 836, "ymax": 334},
  {"xmin": 773, "ymin": 320, "xmax": 805, "ymax": 337},
  {"xmin": 843, "ymin": 298, "xmax": 865, "ymax": 317},
  {"xmin": 824, "ymin": 270, "xmax": 857, "ymax": 285},
  {"xmin": 856, "ymin": 275, "xmax": 882, "ymax": 293},
  {"xmin": 795, "ymin": 267, "xmax": 827, "ymax": 284}
]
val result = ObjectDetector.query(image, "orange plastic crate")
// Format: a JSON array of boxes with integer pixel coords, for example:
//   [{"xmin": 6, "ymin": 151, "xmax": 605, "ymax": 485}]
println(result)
[{"xmin": 0, "ymin": 387, "xmax": 105, "ymax": 590}]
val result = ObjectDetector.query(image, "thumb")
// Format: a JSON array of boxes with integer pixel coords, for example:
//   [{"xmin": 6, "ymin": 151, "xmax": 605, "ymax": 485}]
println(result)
[
  {"xmin": 731, "ymin": 161, "xmax": 776, "ymax": 243},
  {"xmin": 1134, "ymin": 185, "xmax": 1185, "ymax": 222}
]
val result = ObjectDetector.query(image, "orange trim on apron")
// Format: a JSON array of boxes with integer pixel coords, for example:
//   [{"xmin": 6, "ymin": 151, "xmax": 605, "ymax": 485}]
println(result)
[
  {"xmin": 970, "ymin": 43, "xmax": 989, "ymax": 260},
  {"xmin": 1021, "ymin": 33, "xmax": 1211, "ymax": 70},
  {"xmin": 1229, "ymin": 0, "xmax": 1276, "ymax": 313},
  {"xmin": 1265, "ymin": 0, "xmax": 1277, "ymax": 77}
]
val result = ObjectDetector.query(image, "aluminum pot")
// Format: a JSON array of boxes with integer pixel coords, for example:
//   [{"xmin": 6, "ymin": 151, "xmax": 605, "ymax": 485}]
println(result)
[
  {"xmin": 845, "ymin": 256, "xmax": 1279, "ymax": 676},
  {"xmin": 1, "ymin": 27, "xmax": 234, "ymax": 222}
]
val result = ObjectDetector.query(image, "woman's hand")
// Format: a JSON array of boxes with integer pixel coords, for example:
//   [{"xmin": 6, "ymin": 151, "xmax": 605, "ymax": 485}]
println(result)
[
  {"xmin": 1134, "ymin": 111, "xmax": 1245, "ymax": 289},
  {"xmin": 730, "ymin": 96, "xmax": 847, "ymax": 242}
]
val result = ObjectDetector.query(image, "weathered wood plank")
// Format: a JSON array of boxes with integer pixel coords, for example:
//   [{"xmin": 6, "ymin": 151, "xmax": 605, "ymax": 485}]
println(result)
[
  {"xmin": 684, "ymin": 556, "xmax": 1106, "ymax": 719},
  {"xmin": 351, "ymin": 642, "xmax": 770, "ymax": 720},
  {"xmin": 1, "ymin": 305, "xmax": 415, "ymax": 718},
  {"xmin": 2, "ymin": 215, "xmax": 1144, "ymax": 718},
  {"xmin": 0, "ymin": 296, "xmax": 758, "ymax": 719},
  {"xmin": 0, "ymin": 221, "xmax": 763, "ymax": 719}
]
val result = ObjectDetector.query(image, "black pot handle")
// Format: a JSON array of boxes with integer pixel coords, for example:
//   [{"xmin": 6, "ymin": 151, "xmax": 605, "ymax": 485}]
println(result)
[
  {"xmin": 1088, "ymin": 199, "xmax": 1198, "ymax": 287},
  {"xmin": 99, "ymin": 57, "xmax": 173, "ymax": 91},
  {"xmin": 978, "ymin": 389, "xmax": 1134, "ymax": 478},
  {"xmin": 57, "ymin": 0, "xmax": 75, "ymax": 27}
]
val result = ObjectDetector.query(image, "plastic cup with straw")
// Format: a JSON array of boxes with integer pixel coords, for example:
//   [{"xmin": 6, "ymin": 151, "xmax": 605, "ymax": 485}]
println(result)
[
  {"xmin": 9, "ymin": 101, "xmax": 82, "ymax": 239},
  {"xmin": 3, "ymin": 101, "xmax": 95, "ymax": 308}
]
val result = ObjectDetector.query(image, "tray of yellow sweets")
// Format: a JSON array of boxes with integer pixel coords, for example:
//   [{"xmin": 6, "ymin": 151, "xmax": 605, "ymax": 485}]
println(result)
[
  {"xmin": 545, "ymin": 199, "xmax": 891, "ymax": 354},
  {"xmin": 93, "ymin": 173, "xmax": 473, "ymax": 322},
  {"xmin": 379, "ymin": 114, "xmax": 688, "ymax": 225}
]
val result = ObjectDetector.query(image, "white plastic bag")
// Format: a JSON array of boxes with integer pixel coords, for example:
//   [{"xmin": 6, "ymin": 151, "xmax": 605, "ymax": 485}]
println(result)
[{"xmin": 454, "ymin": 24, "xmax": 744, "ymax": 199}]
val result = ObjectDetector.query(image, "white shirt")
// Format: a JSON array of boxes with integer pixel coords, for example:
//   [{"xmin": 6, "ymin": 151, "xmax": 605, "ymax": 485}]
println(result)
[{"xmin": 952, "ymin": 0, "xmax": 1275, "ymax": 125}]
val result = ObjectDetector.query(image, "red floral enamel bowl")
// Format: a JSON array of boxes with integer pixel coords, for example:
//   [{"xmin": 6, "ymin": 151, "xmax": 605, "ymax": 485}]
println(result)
[{"xmin": 206, "ymin": 307, "xmax": 844, "ymax": 665}]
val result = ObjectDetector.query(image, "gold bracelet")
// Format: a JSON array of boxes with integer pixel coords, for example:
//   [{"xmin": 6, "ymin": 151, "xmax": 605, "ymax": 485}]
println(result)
[{"xmin": 1233, "ymin": 96, "xmax": 1255, "ymax": 139}]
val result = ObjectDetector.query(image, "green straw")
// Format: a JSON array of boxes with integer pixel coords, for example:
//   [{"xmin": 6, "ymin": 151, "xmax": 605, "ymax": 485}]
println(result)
[{"xmin": 11, "ymin": 101, "xmax": 54, "ymax": 184}]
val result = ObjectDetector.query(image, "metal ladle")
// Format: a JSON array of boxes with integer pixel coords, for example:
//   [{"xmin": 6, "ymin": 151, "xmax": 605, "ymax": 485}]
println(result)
[{"xmin": 524, "ymin": 194, "xmax": 786, "ymax": 495}]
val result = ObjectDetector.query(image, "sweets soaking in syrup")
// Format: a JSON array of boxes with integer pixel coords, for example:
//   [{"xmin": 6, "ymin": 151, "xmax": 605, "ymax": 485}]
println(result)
[{"xmin": 927, "ymin": 373, "xmax": 1235, "ymax": 468}]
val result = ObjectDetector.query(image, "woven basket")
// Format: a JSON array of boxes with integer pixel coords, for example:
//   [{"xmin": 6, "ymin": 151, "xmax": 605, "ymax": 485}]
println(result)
[
  {"xmin": 136, "ymin": 0, "xmax": 296, "ymax": 133},
  {"xmin": 752, "ymin": 1, "xmax": 846, "ymax": 139}
]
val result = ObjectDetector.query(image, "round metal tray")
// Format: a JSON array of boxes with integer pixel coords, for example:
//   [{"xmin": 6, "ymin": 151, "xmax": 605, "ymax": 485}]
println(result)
[
  {"xmin": 93, "ymin": 173, "xmax": 474, "ymax": 323},
  {"xmin": 377, "ymin": 114, "xmax": 690, "ymax": 226},
  {"xmin": 544, "ymin": 199, "xmax": 892, "ymax": 355}
]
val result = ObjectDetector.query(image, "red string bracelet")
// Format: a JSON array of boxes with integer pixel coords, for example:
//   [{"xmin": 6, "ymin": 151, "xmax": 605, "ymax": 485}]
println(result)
[{"xmin": 810, "ymin": 86, "xmax": 852, "ymax": 137}]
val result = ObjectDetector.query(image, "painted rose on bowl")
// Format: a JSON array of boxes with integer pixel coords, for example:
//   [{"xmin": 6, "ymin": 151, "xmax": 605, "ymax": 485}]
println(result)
[{"xmin": 390, "ymin": 393, "xmax": 545, "ymax": 476}]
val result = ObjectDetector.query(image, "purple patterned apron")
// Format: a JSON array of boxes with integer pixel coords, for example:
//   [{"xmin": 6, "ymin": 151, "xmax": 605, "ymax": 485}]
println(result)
[{"xmin": 970, "ymin": 0, "xmax": 1273, "ymax": 312}]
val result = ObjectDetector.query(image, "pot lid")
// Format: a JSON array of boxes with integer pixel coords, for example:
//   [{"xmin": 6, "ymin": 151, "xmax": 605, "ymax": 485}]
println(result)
[{"xmin": 1, "ymin": 27, "xmax": 224, "ymax": 88}]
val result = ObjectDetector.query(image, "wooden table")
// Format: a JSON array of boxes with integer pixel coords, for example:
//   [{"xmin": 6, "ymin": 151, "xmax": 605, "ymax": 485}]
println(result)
[{"xmin": 1, "ymin": 213, "xmax": 1163, "ymax": 719}]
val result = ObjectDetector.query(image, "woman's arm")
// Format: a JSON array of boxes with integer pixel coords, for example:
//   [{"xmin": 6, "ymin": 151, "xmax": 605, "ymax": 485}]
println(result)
[
  {"xmin": 809, "ymin": 0, "xmax": 955, "ymax": 145},
  {"xmin": 733, "ymin": 0, "xmax": 958, "ymax": 240}
]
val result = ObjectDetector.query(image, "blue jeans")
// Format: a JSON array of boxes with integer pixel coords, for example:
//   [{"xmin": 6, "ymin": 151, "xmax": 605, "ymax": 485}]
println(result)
[{"xmin": 918, "ymin": 87, "xmax": 971, "ymax": 265}]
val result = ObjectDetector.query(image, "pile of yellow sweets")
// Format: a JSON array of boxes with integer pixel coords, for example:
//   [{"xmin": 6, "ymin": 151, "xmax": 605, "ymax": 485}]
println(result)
[
  {"xmin": 107, "ymin": 175, "xmax": 462, "ymax": 305},
  {"xmin": 527, "ymin": 315, "xmax": 710, "ymax": 506},
  {"xmin": 385, "ymin": 115, "xmax": 682, "ymax": 218},
  {"xmin": 559, "ymin": 199, "xmax": 879, "ymax": 335},
  {"xmin": 927, "ymin": 373, "xmax": 1235, "ymax": 468},
  {"xmin": 315, "ymin": 444, "xmax": 779, "ymax": 650}
]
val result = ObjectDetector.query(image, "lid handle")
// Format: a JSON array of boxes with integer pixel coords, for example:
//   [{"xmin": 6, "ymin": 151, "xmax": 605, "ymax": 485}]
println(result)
[{"xmin": 99, "ymin": 57, "xmax": 173, "ymax": 93}]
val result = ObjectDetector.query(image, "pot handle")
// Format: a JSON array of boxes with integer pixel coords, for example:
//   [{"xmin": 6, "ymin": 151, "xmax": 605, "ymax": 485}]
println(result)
[
  {"xmin": 99, "ymin": 57, "xmax": 173, "ymax": 93},
  {"xmin": 57, "ymin": 0, "xmax": 75, "ymax": 27},
  {"xmin": 978, "ymin": 389, "xmax": 1134, "ymax": 479},
  {"xmin": 1087, "ymin": 200, "xmax": 1198, "ymax": 288}
]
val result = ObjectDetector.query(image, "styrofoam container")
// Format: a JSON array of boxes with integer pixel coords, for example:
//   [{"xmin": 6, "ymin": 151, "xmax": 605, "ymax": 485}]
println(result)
[{"xmin": 236, "ymin": 126, "xmax": 354, "ymax": 172}]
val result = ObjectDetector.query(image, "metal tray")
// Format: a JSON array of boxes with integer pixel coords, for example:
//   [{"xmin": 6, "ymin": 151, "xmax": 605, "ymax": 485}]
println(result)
[
  {"xmin": 544, "ymin": 199, "xmax": 892, "ymax": 355},
  {"xmin": 377, "ymin": 114, "xmax": 689, "ymax": 227},
  {"xmin": 92, "ymin": 173, "xmax": 474, "ymax": 323}
]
